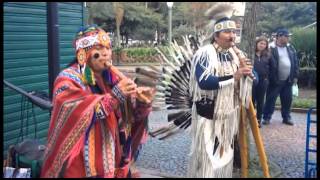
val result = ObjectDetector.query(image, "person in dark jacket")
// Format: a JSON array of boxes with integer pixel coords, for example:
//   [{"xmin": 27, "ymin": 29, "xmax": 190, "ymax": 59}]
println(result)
[
  {"xmin": 262, "ymin": 28, "xmax": 299, "ymax": 126},
  {"xmin": 252, "ymin": 36, "xmax": 272, "ymax": 128}
]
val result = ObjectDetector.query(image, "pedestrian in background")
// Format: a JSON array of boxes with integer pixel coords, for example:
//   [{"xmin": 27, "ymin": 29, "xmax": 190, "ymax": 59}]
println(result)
[
  {"xmin": 252, "ymin": 36, "xmax": 272, "ymax": 128},
  {"xmin": 263, "ymin": 28, "xmax": 299, "ymax": 126},
  {"xmin": 268, "ymin": 32, "xmax": 277, "ymax": 48}
]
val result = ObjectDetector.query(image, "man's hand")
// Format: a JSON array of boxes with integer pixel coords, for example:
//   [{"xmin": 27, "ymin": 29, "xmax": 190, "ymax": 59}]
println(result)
[
  {"xmin": 117, "ymin": 78, "xmax": 137, "ymax": 97},
  {"xmin": 234, "ymin": 66, "xmax": 253, "ymax": 81},
  {"xmin": 239, "ymin": 57, "xmax": 252, "ymax": 67},
  {"xmin": 136, "ymin": 86, "xmax": 155, "ymax": 104}
]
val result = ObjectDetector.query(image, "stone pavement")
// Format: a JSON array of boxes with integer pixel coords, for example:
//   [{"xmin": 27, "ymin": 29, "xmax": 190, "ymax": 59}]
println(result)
[{"xmin": 136, "ymin": 110, "xmax": 317, "ymax": 178}]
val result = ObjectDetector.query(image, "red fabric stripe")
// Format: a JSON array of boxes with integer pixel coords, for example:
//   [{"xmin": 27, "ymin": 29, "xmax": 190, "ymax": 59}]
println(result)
[
  {"xmin": 94, "ymin": 120, "xmax": 104, "ymax": 176},
  {"xmin": 48, "ymin": 78, "xmax": 89, "ymax": 137},
  {"xmin": 42, "ymin": 95, "xmax": 103, "ymax": 177}
]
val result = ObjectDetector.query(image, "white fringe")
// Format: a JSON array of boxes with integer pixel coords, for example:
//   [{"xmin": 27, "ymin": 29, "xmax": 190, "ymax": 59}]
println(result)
[
  {"xmin": 188, "ymin": 44, "xmax": 241, "ymax": 178},
  {"xmin": 188, "ymin": 114, "xmax": 236, "ymax": 178},
  {"xmin": 189, "ymin": 44, "xmax": 219, "ymax": 102},
  {"xmin": 218, "ymin": 78, "xmax": 234, "ymax": 88},
  {"xmin": 240, "ymin": 76, "xmax": 253, "ymax": 109}
]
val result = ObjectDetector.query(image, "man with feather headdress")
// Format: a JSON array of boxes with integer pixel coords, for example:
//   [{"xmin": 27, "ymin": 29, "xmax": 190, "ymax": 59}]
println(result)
[{"xmin": 187, "ymin": 3, "xmax": 254, "ymax": 177}]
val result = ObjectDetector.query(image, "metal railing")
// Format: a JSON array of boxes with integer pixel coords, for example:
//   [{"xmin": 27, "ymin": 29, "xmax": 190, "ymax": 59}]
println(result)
[
  {"xmin": 304, "ymin": 107, "xmax": 317, "ymax": 178},
  {"xmin": 3, "ymin": 80, "xmax": 52, "ymax": 110}
]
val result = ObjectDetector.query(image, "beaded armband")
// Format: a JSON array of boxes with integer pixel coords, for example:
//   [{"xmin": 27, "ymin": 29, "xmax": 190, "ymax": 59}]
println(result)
[{"xmin": 111, "ymin": 84, "xmax": 125, "ymax": 103}]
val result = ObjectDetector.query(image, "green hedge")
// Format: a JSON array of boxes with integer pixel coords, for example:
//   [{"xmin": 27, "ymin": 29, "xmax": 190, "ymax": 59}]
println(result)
[
  {"xmin": 290, "ymin": 28, "xmax": 316, "ymax": 68},
  {"xmin": 124, "ymin": 47, "xmax": 158, "ymax": 58},
  {"xmin": 298, "ymin": 68, "xmax": 316, "ymax": 88},
  {"xmin": 276, "ymin": 97, "xmax": 316, "ymax": 109},
  {"xmin": 112, "ymin": 46, "xmax": 171, "ymax": 64}
]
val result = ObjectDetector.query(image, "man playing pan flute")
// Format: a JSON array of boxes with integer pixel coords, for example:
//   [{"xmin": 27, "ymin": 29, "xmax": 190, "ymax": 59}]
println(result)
[{"xmin": 41, "ymin": 25, "xmax": 154, "ymax": 178}]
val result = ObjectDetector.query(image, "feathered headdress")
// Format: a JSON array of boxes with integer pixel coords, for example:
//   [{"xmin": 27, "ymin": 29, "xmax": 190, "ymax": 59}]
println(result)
[
  {"xmin": 201, "ymin": 3, "xmax": 237, "ymax": 45},
  {"xmin": 205, "ymin": 3, "xmax": 236, "ymax": 32}
]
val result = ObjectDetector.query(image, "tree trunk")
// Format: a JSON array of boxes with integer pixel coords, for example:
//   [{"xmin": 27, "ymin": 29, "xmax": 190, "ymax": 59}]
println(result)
[
  {"xmin": 156, "ymin": 25, "xmax": 161, "ymax": 45},
  {"xmin": 239, "ymin": 2, "xmax": 260, "ymax": 62},
  {"xmin": 113, "ymin": 2, "xmax": 124, "ymax": 48}
]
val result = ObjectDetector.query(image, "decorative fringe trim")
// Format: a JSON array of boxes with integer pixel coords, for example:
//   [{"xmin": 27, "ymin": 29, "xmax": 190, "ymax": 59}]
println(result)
[
  {"xmin": 188, "ymin": 44, "xmax": 242, "ymax": 177},
  {"xmin": 240, "ymin": 76, "xmax": 253, "ymax": 109},
  {"xmin": 213, "ymin": 81, "xmax": 239, "ymax": 148},
  {"xmin": 218, "ymin": 78, "xmax": 234, "ymax": 88},
  {"xmin": 188, "ymin": 115, "xmax": 235, "ymax": 178},
  {"xmin": 189, "ymin": 44, "xmax": 219, "ymax": 102}
]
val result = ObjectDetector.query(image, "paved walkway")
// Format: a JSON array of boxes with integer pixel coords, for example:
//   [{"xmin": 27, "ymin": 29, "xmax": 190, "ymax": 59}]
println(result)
[{"xmin": 136, "ymin": 110, "xmax": 317, "ymax": 178}]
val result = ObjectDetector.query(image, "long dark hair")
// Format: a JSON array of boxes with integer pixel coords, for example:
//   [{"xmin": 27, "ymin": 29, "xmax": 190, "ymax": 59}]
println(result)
[{"xmin": 255, "ymin": 36, "xmax": 270, "ymax": 57}]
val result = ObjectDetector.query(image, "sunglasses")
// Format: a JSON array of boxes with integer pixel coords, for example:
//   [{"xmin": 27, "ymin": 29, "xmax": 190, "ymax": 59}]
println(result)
[{"xmin": 93, "ymin": 53, "xmax": 100, "ymax": 60}]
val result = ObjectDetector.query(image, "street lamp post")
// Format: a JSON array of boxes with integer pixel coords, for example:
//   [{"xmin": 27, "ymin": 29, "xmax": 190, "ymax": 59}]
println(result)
[{"xmin": 167, "ymin": 2, "xmax": 173, "ymax": 45}]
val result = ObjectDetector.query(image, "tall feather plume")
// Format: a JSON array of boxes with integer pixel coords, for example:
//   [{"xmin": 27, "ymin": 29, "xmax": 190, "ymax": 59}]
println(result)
[
  {"xmin": 201, "ymin": 2, "xmax": 236, "ymax": 45},
  {"xmin": 205, "ymin": 2, "xmax": 235, "ymax": 24},
  {"xmin": 146, "ymin": 37, "xmax": 196, "ymax": 140}
]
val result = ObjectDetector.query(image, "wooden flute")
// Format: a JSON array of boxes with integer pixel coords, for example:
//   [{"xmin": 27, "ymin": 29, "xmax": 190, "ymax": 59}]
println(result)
[
  {"xmin": 104, "ymin": 62, "xmax": 152, "ymax": 104},
  {"xmin": 231, "ymin": 42, "xmax": 271, "ymax": 178},
  {"xmin": 231, "ymin": 42, "xmax": 255, "ymax": 78},
  {"xmin": 231, "ymin": 42, "xmax": 249, "ymax": 68}
]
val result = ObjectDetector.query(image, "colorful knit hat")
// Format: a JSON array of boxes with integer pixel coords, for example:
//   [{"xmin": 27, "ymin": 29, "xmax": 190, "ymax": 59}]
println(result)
[
  {"xmin": 73, "ymin": 24, "xmax": 111, "ymax": 66},
  {"xmin": 73, "ymin": 25, "xmax": 112, "ymax": 85}
]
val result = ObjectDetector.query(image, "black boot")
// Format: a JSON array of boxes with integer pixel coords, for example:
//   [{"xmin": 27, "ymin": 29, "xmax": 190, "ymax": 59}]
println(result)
[{"xmin": 283, "ymin": 119, "xmax": 294, "ymax": 126}]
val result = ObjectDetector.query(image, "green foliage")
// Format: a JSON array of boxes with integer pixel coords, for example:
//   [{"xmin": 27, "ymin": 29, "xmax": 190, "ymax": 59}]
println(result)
[
  {"xmin": 87, "ymin": 2, "xmax": 166, "ymax": 43},
  {"xmin": 298, "ymin": 68, "xmax": 316, "ymax": 88},
  {"xmin": 290, "ymin": 28, "xmax": 317, "ymax": 68},
  {"xmin": 276, "ymin": 97, "xmax": 316, "ymax": 109},
  {"xmin": 112, "ymin": 46, "xmax": 122, "ymax": 54},
  {"xmin": 157, "ymin": 45, "xmax": 170, "ymax": 56},
  {"xmin": 292, "ymin": 98, "xmax": 316, "ymax": 109},
  {"xmin": 124, "ymin": 3, "xmax": 164, "ymax": 27},
  {"xmin": 124, "ymin": 47, "xmax": 158, "ymax": 58},
  {"xmin": 172, "ymin": 24, "xmax": 195, "ymax": 44},
  {"xmin": 257, "ymin": 2, "xmax": 316, "ymax": 34},
  {"xmin": 131, "ymin": 25, "xmax": 156, "ymax": 41},
  {"xmin": 88, "ymin": 2, "xmax": 317, "ymax": 47}
]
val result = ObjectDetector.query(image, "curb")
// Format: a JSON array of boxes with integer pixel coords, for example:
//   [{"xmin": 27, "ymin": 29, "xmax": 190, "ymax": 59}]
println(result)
[{"xmin": 275, "ymin": 106, "xmax": 316, "ymax": 114}]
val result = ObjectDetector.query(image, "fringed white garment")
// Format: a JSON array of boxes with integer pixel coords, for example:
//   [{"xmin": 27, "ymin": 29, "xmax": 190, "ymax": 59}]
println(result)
[
  {"xmin": 188, "ymin": 43, "xmax": 241, "ymax": 178},
  {"xmin": 240, "ymin": 76, "xmax": 253, "ymax": 109}
]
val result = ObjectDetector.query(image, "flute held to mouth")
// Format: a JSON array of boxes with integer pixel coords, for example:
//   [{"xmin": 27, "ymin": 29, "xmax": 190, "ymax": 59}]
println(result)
[
  {"xmin": 230, "ymin": 41, "xmax": 255, "ymax": 80},
  {"xmin": 104, "ymin": 61, "xmax": 154, "ymax": 104}
]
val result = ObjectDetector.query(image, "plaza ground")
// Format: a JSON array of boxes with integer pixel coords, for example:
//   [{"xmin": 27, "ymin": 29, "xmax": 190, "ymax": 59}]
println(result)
[{"xmin": 138, "ymin": 108, "xmax": 316, "ymax": 178}]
